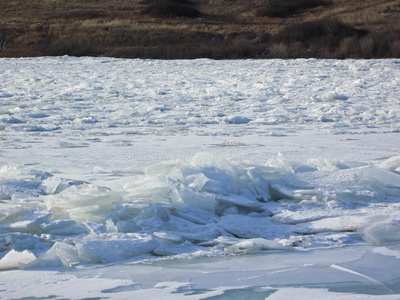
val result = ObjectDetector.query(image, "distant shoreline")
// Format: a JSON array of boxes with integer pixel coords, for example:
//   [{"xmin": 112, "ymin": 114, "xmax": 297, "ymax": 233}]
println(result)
[{"xmin": 0, "ymin": 0, "xmax": 399, "ymax": 59}]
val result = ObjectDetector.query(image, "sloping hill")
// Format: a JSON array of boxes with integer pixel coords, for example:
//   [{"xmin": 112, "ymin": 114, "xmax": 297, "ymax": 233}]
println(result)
[{"xmin": 0, "ymin": 0, "xmax": 399, "ymax": 58}]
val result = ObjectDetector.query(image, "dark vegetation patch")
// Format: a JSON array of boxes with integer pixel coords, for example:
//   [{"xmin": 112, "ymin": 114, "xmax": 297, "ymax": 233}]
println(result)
[
  {"xmin": 357, "ymin": 29, "xmax": 400, "ymax": 59},
  {"xmin": 275, "ymin": 19, "xmax": 368, "ymax": 48},
  {"xmin": 268, "ymin": 19, "xmax": 400, "ymax": 59},
  {"xmin": 142, "ymin": 0, "xmax": 201, "ymax": 18},
  {"xmin": 257, "ymin": 0, "xmax": 332, "ymax": 18}
]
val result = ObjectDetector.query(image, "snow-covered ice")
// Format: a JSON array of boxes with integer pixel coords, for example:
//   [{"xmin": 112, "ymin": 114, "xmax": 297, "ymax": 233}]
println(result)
[{"xmin": 0, "ymin": 57, "xmax": 399, "ymax": 299}]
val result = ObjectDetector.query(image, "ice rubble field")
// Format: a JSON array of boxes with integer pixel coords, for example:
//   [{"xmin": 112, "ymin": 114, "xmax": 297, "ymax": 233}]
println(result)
[{"xmin": 0, "ymin": 57, "xmax": 400, "ymax": 299}]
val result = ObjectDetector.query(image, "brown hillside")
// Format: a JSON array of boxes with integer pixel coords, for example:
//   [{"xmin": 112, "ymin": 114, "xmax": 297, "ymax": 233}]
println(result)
[{"xmin": 0, "ymin": 0, "xmax": 399, "ymax": 58}]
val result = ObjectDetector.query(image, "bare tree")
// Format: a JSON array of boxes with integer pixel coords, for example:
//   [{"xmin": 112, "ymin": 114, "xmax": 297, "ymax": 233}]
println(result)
[{"xmin": 0, "ymin": 29, "xmax": 5, "ymax": 53}]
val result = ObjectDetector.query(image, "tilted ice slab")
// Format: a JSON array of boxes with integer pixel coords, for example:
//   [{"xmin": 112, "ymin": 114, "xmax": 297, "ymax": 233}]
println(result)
[{"xmin": 0, "ymin": 154, "xmax": 399, "ymax": 269}]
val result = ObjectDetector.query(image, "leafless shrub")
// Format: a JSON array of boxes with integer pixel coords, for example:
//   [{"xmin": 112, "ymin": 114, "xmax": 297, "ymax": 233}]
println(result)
[
  {"xmin": 360, "ymin": 35, "xmax": 375, "ymax": 58},
  {"xmin": 269, "ymin": 43, "xmax": 289, "ymax": 58},
  {"xmin": 390, "ymin": 40, "xmax": 400, "ymax": 57},
  {"xmin": 0, "ymin": 29, "xmax": 5, "ymax": 53}
]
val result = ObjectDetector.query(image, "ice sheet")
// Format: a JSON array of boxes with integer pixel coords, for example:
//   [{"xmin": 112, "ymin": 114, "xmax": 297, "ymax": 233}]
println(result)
[{"xmin": 0, "ymin": 57, "xmax": 399, "ymax": 298}]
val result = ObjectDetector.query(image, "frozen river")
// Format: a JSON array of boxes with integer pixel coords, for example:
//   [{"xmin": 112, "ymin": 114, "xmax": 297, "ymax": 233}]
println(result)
[{"xmin": 0, "ymin": 57, "xmax": 400, "ymax": 299}]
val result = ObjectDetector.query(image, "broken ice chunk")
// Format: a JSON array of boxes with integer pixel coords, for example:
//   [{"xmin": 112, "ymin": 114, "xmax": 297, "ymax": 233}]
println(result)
[{"xmin": 0, "ymin": 249, "xmax": 36, "ymax": 270}]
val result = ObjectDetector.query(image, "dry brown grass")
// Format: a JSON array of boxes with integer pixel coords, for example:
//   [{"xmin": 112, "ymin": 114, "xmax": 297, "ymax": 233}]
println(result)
[{"xmin": 0, "ymin": 0, "xmax": 399, "ymax": 58}]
